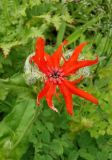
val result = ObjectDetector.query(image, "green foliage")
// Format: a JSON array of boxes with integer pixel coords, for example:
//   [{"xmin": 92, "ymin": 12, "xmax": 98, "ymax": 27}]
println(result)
[{"xmin": 0, "ymin": 0, "xmax": 112, "ymax": 160}]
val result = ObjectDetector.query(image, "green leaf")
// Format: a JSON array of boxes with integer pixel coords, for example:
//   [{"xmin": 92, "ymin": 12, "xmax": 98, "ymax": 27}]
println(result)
[
  {"xmin": 79, "ymin": 148, "xmax": 95, "ymax": 160},
  {"xmin": 0, "ymin": 98, "xmax": 36, "ymax": 159},
  {"xmin": 46, "ymin": 122, "xmax": 54, "ymax": 133},
  {"xmin": 0, "ymin": 87, "xmax": 8, "ymax": 101},
  {"xmin": 56, "ymin": 22, "xmax": 66, "ymax": 46},
  {"xmin": 68, "ymin": 150, "xmax": 79, "ymax": 160},
  {"xmin": 77, "ymin": 132, "xmax": 95, "ymax": 148},
  {"xmin": 67, "ymin": 15, "xmax": 103, "ymax": 44},
  {"xmin": 51, "ymin": 139, "xmax": 63, "ymax": 156},
  {"xmin": 41, "ymin": 130, "xmax": 51, "ymax": 143}
]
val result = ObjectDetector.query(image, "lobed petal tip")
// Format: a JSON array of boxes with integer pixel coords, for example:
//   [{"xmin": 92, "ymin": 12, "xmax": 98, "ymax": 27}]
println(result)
[
  {"xmin": 85, "ymin": 42, "xmax": 88, "ymax": 45},
  {"xmin": 51, "ymin": 105, "xmax": 58, "ymax": 112},
  {"xmin": 94, "ymin": 100, "xmax": 99, "ymax": 105},
  {"xmin": 36, "ymin": 37, "xmax": 44, "ymax": 41},
  {"xmin": 93, "ymin": 55, "xmax": 99, "ymax": 65},
  {"xmin": 68, "ymin": 111, "xmax": 73, "ymax": 116},
  {"xmin": 37, "ymin": 98, "xmax": 40, "ymax": 106},
  {"xmin": 79, "ymin": 41, "xmax": 88, "ymax": 46},
  {"xmin": 63, "ymin": 40, "xmax": 68, "ymax": 45},
  {"xmin": 36, "ymin": 37, "xmax": 45, "ymax": 46}
]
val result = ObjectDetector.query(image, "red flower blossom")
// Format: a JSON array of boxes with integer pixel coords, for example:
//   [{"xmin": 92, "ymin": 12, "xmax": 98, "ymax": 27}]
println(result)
[{"xmin": 30, "ymin": 37, "xmax": 98, "ymax": 115}]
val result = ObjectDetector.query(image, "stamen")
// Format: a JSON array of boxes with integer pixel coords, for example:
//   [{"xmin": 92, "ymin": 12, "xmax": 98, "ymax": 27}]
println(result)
[{"xmin": 47, "ymin": 67, "xmax": 64, "ymax": 84}]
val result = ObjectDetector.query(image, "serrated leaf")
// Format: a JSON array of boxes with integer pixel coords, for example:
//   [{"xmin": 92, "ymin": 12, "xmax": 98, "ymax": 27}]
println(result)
[
  {"xmin": 46, "ymin": 122, "xmax": 54, "ymax": 133},
  {"xmin": 79, "ymin": 148, "xmax": 95, "ymax": 160},
  {"xmin": 51, "ymin": 139, "xmax": 63, "ymax": 156}
]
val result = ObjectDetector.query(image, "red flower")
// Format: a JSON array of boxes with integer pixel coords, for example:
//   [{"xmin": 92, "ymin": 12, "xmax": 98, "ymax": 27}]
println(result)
[{"xmin": 30, "ymin": 37, "xmax": 98, "ymax": 115}]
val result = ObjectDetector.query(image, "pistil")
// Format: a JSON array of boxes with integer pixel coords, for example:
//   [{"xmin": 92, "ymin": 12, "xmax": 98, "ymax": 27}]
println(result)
[{"xmin": 47, "ymin": 67, "xmax": 64, "ymax": 84}]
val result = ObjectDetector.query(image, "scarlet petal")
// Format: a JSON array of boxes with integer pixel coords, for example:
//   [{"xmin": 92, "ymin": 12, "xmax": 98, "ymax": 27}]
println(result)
[
  {"xmin": 45, "ymin": 84, "xmax": 58, "ymax": 112},
  {"xmin": 63, "ymin": 56, "xmax": 98, "ymax": 76},
  {"xmin": 69, "ymin": 42, "xmax": 88, "ymax": 61},
  {"xmin": 62, "ymin": 42, "xmax": 87, "ymax": 70},
  {"xmin": 62, "ymin": 40, "xmax": 68, "ymax": 45},
  {"xmin": 51, "ymin": 41, "xmax": 67, "ymax": 67},
  {"xmin": 63, "ymin": 79, "xmax": 98, "ymax": 105},
  {"xmin": 71, "ymin": 76, "xmax": 84, "ymax": 85},
  {"xmin": 35, "ymin": 37, "xmax": 45, "ymax": 60},
  {"xmin": 44, "ymin": 52, "xmax": 54, "ymax": 68},
  {"xmin": 31, "ymin": 37, "xmax": 45, "ymax": 64},
  {"xmin": 59, "ymin": 84, "xmax": 73, "ymax": 115},
  {"xmin": 37, "ymin": 80, "xmax": 50, "ymax": 105},
  {"xmin": 30, "ymin": 37, "xmax": 49, "ymax": 74},
  {"xmin": 37, "ymin": 59, "xmax": 48, "ymax": 74}
]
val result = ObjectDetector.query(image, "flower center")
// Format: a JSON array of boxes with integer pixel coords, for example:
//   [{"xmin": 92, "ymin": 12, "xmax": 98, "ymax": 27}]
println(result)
[
  {"xmin": 47, "ymin": 67, "xmax": 64, "ymax": 84},
  {"xmin": 51, "ymin": 70, "xmax": 60, "ymax": 78}
]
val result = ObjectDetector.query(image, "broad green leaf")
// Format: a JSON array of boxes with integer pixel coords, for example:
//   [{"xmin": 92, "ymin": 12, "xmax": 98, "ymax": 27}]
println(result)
[{"xmin": 0, "ymin": 98, "xmax": 36, "ymax": 159}]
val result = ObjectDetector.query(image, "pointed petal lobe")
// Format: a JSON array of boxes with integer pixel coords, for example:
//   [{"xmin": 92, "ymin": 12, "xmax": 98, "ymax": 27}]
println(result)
[
  {"xmin": 69, "ymin": 42, "xmax": 88, "ymax": 61},
  {"xmin": 35, "ymin": 37, "xmax": 45, "ymax": 60},
  {"xmin": 63, "ymin": 79, "xmax": 98, "ymax": 105},
  {"xmin": 37, "ymin": 80, "xmax": 50, "ymax": 105},
  {"xmin": 62, "ymin": 42, "xmax": 87, "ymax": 70},
  {"xmin": 59, "ymin": 84, "xmax": 73, "ymax": 115},
  {"xmin": 71, "ymin": 76, "xmax": 84, "ymax": 85},
  {"xmin": 45, "ymin": 84, "xmax": 58, "ymax": 112},
  {"xmin": 51, "ymin": 40, "xmax": 68, "ymax": 67},
  {"xmin": 63, "ymin": 56, "xmax": 98, "ymax": 76}
]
